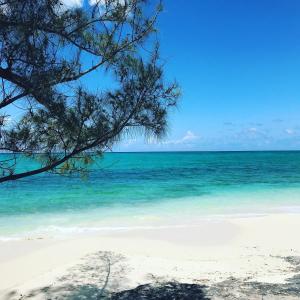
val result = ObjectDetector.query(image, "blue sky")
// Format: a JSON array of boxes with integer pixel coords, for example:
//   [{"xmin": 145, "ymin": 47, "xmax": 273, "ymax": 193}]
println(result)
[
  {"xmin": 6, "ymin": 0, "xmax": 300, "ymax": 151},
  {"xmin": 115, "ymin": 0, "xmax": 300, "ymax": 151}
]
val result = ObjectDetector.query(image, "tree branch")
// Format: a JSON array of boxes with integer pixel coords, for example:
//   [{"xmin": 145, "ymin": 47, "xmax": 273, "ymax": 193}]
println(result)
[{"xmin": 0, "ymin": 91, "xmax": 28, "ymax": 109}]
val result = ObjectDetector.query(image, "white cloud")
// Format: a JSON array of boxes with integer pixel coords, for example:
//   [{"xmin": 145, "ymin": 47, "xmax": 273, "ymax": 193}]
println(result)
[
  {"xmin": 285, "ymin": 129, "xmax": 294, "ymax": 135},
  {"xmin": 248, "ymin": 127, "xmax": 257, "ymax": 133},
  {"xmin": 163, "ymin": 130, "xmax": 200, "ymax": 145},
  {"xmin": 119, "ymin": 131, "xmax": 200, "ymax": 150},
  {"xmin": 182, "ymin": 130, "xmax": 199, "ymax": 142}
]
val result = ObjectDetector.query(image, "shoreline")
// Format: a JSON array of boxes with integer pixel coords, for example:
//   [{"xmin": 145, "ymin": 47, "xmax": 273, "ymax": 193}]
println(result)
[
  {"xmin": 2, "ymin": 200, "xmax": 300, "ymax": 242},
  {"xmin": 1, "ymin": 213, "xmax": 300, "ymax": 299}
]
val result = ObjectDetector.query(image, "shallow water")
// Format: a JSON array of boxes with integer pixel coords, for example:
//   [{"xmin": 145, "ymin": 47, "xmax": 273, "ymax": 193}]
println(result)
[{"xmin": 1, "ymin": 151, "xmax": 300, "ymax": 239}]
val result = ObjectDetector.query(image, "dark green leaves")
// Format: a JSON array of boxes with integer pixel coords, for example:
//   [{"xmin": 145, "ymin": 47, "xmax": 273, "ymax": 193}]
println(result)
[{"xmin": 0, "ymin": 0, "xmax": 179, "ymax": 182}]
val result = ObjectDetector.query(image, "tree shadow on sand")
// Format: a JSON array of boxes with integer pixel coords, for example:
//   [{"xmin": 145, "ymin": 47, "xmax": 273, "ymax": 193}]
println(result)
[
  {"xmin": 3, "ymin": 254, "xmax": 300, "ymax": 300},
  {"xmin": 3, "ymin": 251, "xmax": 209, "ymax": 300},
  {"xmin": 5, "ymin": 251, "xmax": 127, "ymax": 300},
  {"xmin": 207, "ymin": 256, "xmax": 300, "ymax": 300},
  {"xmin": 111, "ymin": 282, "xmax": 209, "ymax": 300}
]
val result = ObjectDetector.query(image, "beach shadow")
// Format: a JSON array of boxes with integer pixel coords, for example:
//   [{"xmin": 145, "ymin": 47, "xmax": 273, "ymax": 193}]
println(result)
[
  {"xmin": 2, "ymin": 250, "xmax": 210, "ymax": 300},
  {"xmin": 207, "ymin": 256, "xmax": 300, "ymax": 299},
  {"xmin": 111, "ymin": 281, "xmax": 210, "ymax": 300},
  {"xmin": 207, "ymin": 275, "xmax": 300, "ymax": 300},
  {"xmin": 3, "ymin": 254, "xmax": 300, "ymax": 300},
  {"xmin": 3, "ymin": 251, "xmax": 128, "ymax": 300}
]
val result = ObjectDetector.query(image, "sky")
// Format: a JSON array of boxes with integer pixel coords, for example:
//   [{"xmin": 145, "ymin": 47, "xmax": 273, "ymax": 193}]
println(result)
[
  {"xmin": 120, "ymin": 0, "xmax": 300, "ymax": 151},
  {"xmin": 6, "ymin": 0, "xmax": 300, "ymax": 151}
]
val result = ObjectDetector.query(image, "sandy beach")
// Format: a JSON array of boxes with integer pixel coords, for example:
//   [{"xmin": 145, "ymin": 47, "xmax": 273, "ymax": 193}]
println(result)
[
  {"xmin": 1, "ymin": 213, "xmax": 300, "ymax": 299},
  {"xmin": 1, "ymin": 0, "xmax": 300, "ymax": 298}
]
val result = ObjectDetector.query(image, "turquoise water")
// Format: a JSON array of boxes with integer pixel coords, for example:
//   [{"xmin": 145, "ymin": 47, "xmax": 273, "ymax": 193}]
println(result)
[{"xmin": 1, "ymin": 151, "xmax": 300, "ymax": 239}]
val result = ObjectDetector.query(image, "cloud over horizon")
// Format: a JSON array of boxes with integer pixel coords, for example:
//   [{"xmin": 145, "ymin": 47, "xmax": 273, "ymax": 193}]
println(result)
[
  {"xmin": 114, "ymin": 120, "xmax": 300, "ymax": 152},
  {"xmin": 162, "ymin": 130, "xmax": 200, "ymax": 145}
]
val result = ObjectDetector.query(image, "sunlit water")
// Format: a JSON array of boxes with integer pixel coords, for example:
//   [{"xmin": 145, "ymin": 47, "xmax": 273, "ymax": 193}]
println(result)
[{"xmin": 1, "ymin": 151, "xmax": 300, "ymax": 239}]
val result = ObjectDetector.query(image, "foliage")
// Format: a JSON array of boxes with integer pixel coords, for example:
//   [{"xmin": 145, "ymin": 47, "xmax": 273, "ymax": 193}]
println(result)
[{"xmin": 0, "ymin": 0, "xmax": 179, "ymax": 182}]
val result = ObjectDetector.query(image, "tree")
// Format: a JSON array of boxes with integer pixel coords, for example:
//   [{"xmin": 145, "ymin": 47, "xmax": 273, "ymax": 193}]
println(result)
[{"xmin": 0, "ymin": 0, "xmax": 179, "ymax": 183}]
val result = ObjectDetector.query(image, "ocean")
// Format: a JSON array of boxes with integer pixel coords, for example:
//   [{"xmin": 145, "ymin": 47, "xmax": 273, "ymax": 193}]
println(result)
[{"xmin": 1, "ymin": 151, "xmax": 300, "ymax": 240}]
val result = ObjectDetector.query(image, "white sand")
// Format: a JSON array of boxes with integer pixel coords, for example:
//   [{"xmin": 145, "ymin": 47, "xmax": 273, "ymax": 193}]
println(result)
[{"xmin": 0, "ymin": 213, "xmax": 300, "ymax": 299}]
